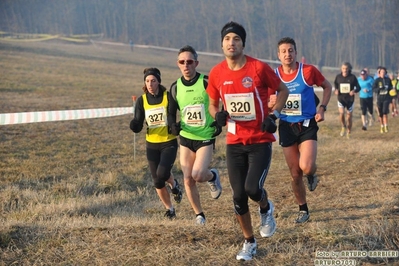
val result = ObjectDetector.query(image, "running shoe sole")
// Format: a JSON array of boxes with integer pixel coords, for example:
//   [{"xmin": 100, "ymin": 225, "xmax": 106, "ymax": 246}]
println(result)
[
  {"xmin": 208, "ymin": 169, "xmax": 222, "ymax": 199},
  {"xmin": 306, "ymin": 174, "xmax": 318, "ymax": 192},
  {"xmin": 171, "ymin": 179, "xmax": 183, "ymax": 204}
]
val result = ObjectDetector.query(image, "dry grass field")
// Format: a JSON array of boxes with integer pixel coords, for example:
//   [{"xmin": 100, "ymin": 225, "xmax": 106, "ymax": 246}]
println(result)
[{"xmin": 0, "ymin": 40, "xmax": 398, "ymax": 266}]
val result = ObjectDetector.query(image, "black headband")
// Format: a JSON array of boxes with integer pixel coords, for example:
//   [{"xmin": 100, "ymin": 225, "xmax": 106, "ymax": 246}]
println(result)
[
  {"xmin": 221, "ymin": 25, "xmax": 246, "ymax": 47},
  {"xmin": 144, "ymin": 69, "xmax": 161, "ymax": 83}
]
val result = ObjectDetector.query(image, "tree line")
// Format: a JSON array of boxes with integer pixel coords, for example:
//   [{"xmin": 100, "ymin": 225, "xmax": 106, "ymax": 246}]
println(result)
[{"xmin": 1, "ymin": 0, "xmax": 398, "ymax": 71}]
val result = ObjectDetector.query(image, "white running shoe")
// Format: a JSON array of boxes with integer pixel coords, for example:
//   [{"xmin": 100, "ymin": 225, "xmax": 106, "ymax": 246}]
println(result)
[
  {"xmin": 259, "ymin": 200, "xmax": 276, "ymax": 237},
  {"xmin": 295, "ymin": 210, "xmax": 310, "ymax": 224},
  {"xmin": 236, "ymin": 239, "xmax": 257, "ymax": 261},
  {"xmin": 368, "ymin": 116, "xmax": 373, "ymax": 126},
  {"xmin": 195, "ymin": 215, "xmax": 206, "ymax": 225},
  {"xmin": 208, "ymin": 169, "xmax": 222, "ymax": 199}
]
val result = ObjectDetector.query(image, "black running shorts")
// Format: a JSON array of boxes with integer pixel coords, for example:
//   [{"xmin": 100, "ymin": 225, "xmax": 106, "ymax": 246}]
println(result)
[
  {"xmin": 278, "ymin": 118, "xmax": 318, "ymax": 147},
  {"xmin": 179, "ymin": 135, "xmax": 215, "ymax": 152}
]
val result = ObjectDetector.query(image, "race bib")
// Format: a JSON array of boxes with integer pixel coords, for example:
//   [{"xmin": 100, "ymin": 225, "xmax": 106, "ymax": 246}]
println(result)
[
  {"xmin": 339, "ymin": 83, "xmax": 350, "ymax": 93},
  {"xmin": 182, "ymin": 104, "xmax": 206, "ymax": 126},
  {"xmin": 145, "ymin": 106, "xmax": 167, "ymax": 128},
  {"xmin": 225, "ymin": 93, "xmax": 256, "ymax": 121},
  {"xmin": 281, "ymin": 94, "xmax": 302, "ymax": 116}
]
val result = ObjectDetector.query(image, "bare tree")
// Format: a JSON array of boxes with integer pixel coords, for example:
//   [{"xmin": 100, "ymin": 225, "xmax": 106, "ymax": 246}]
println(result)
[{"xmin": 1, "ymin": 0, "xmax": 398, "ymax": 70}]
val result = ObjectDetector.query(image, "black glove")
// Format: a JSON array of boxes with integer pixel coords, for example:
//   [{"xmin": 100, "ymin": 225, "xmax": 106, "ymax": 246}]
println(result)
[
  {"xmin": 130, "ymin": 119, "xmax": 140, "ymax": 133},
  {"xmin": 215, "ymin": 111, "xmax": 229, "ymax": 127},
  {"xmin": 261, "ymin": 114, "xmax": 278, "ymax": 133},
  {"xmin": 210, "ymin": 121, "xmax": 222, "ymax": 138},
  {"xmin": 170, "ymin": 122, "xmax": 181, "ymax": 136}
]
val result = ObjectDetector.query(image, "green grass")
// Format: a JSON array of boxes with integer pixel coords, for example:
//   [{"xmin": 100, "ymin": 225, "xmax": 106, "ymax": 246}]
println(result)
[{"xmin": 0, "ymin": 40, "xmax": 398, "ymax": 265}]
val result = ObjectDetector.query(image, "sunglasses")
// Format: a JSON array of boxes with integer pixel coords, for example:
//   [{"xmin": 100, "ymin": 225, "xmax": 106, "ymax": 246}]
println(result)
[{"xmin": 178, "ymin": 59, "xmax": 196, "ymax": 65}]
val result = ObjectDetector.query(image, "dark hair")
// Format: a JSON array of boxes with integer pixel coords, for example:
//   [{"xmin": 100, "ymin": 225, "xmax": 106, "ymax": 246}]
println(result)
[
  {"xmin": 221, "ymin": 21, "xmax": 246, "ymax": 47},
  {"xmin": 342, "ymin": 62, "xmax": 352, "ymax": 74},
  {"xmin": 277, "ymin": 37, "xmax": 297, "ymax": 51},
  {"xmin": 142, "ymin": 67, "xmax": 166, "ymax": 93},
  {"xmin": 143, "ymin": 67, "xmax": 161, "ymax": 83},
  {"xmin": 178, "ymin": 45, "xmax": 198, "ymax": 60},
  {"xmin": 378, "ymin": 66, "xmax": 387, "ymax": 73}
]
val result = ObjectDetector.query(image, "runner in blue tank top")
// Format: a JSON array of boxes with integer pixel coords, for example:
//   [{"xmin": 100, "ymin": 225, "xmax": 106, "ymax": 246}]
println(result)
[{"xmin": 270, "ymin": 37, "xmax": 332, "ymax": 224}]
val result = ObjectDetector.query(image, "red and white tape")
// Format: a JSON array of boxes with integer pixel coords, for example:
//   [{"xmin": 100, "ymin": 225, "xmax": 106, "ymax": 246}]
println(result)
[{"xmin": 0, "ymin": 107, "xmax": 133, "ymax": 125}]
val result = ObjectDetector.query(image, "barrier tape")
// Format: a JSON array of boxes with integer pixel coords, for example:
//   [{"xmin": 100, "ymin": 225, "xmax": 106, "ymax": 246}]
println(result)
[
  {"xmin": 0, "ymin": 35, "xmax": 59, "ymax": 42},
  {"xmin": 0, "ymin": 107, "xmax": 133, "ymax": 125}
]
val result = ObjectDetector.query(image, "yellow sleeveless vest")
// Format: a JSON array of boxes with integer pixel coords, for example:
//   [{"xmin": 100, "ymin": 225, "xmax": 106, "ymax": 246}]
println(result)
[{"xmin": 143, "ymin": 91, "xmax": 176, "ymax": 143}]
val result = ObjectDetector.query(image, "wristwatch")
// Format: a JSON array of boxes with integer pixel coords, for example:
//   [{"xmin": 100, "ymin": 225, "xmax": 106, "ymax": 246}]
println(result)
[{"xmin": 319, "ymin": 105, "xmax": 327, "ymax": 112}]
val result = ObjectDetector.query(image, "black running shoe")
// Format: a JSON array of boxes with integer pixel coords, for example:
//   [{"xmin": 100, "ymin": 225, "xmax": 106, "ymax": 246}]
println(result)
[
  {"xmin": 164, "ymin": 209, "xmax": 176, "ymax": 219},
  {"xmin": 171, "ymin": 179, "xmax": 183, "ymax": 204},
  {"xmin": 306, "ymin": 174, "xmax": 318, "ymax": 191}
]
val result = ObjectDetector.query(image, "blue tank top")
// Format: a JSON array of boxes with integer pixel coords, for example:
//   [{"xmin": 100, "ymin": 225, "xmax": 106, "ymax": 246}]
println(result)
[{"xmin": 275, "ymin": 63, "xmax": 316, "ymax": 123}]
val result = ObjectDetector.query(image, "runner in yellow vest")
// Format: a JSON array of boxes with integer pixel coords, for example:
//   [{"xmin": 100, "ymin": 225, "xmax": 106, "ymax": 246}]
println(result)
[
  {"xmin": 130, "ymin": 67, "xmax": 183, "ymax": 219},
  {"xmin": 389, "ymin": 73, "xmax": 398, "ymax": 117}
]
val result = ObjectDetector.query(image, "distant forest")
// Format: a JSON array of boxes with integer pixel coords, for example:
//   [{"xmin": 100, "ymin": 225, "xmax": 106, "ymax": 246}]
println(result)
[{"xmin": 1, "ymin": 0, "xmax": 398, "ymax": 71}]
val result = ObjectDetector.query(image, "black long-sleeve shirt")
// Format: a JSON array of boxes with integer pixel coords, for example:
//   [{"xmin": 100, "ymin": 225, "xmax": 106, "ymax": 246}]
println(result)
[{"xmin": 373, "ymin": 77, "xmax": 393, "ymax": 103}]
